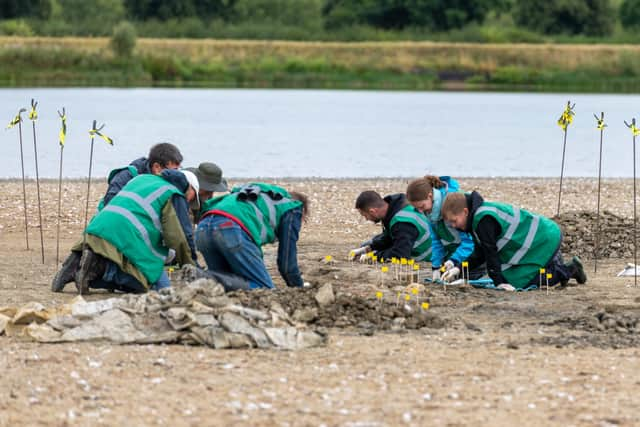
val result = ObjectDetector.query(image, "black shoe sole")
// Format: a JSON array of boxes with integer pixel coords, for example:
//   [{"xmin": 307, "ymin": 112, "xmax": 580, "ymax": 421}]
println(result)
[
  {"xmin": 75, "ymin": 248, "xmax": 105, "ymax": 295},
  {"xmin": 51, "ymin": 252, "xmax": 81, "ymax": 292}
]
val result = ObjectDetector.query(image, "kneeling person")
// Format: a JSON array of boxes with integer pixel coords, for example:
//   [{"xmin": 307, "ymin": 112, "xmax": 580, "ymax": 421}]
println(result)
[
  {"xmin": 441, "ymin": 192, "xmax": 586, "ymax": 290},
  {"xmin": 73, "ymin": 169, "xmax": 198, "ymax": 294},
  {"xmin": 350, "ymin": 191, "xmax": 432, "ymax": 262},
  {"xmin": 195, "ymin": 183, "xmax": 308, "ymax": 290}
]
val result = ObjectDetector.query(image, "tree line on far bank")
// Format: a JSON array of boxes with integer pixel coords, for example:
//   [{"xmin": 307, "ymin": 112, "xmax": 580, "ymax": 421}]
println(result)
[{"xmin": 2, "ymin": 0, "xmax": 640, "ymax": 43}]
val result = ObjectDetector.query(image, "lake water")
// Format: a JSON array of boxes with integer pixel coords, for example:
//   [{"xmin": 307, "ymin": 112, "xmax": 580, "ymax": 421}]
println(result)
[{"xmin": 1, "ymin": 88, "xmax": 639, "ymax": 178}]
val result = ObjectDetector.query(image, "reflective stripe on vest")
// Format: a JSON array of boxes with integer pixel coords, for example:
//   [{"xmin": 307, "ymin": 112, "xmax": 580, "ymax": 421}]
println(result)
[
  {"xmin": 474, "ymin": 205, "xmax": 539, "ymax": 271},
  {"xmin": 414, "ymin": 246, "xmax": 432, "ymax": 261},
  {"xmin": 245, "ymin": 193, "xmax": 294, "ymax": 243},
  {"xmin": 102, "ymin": 205, "xmax": 166, "ymax": 262},
  {"xmin": 392, "ymin": 209, "xmax": 432, "ymax": 260},
  {"xmin": 235, "ymin": 184, "xmax": 295, "ymax": 244},
  {"xmin": 116, "ymin": 185, "xmax": 174, "ymax": 231},
  {"xmin": 394, "ymin": 210, "xmax": 431, "ymax": 249}
]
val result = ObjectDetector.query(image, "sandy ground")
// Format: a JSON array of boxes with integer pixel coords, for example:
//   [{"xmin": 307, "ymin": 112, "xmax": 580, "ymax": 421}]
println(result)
[{"xmin": 1, "ymin": 177, "xmax": 640, "ymax": 426}]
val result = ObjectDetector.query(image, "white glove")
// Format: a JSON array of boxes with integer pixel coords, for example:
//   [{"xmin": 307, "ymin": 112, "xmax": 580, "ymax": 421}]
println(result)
[
  {"xmin": 441, "ymin": 267, "xmax": 460, "ymax": 283},
  {"xmin": 432, "ymin": 269, "xmax": 441, "ymax": 281},
  {"xmin": 496, "ymin": 283, "xmax": 516, "ymax": 292},
  {"xmin": 443, "ymin": 260, "xmax": 455, "ymax": 271},
  {"xmin": 164, "ymin": 248, "xmax": 176, "ymax": 265},
  {"xmin": 358, "ymin": 253, "xmax": 370, "ymax": 263},
  {"xmin": 349, "ymin": 246, "xmax": 368, "ymax": 260}
]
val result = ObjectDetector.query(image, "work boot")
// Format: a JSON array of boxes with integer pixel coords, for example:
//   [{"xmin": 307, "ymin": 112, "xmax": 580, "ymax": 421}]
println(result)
[
  {"xmin": 569, "ymin": 256, "xmax": 587, "ymax": 284},
  {"xmin": 179, "ymin": 264, "xmax": 209, "ymax": 282},
  {"xmin": 51, "ymin": 251, "xmax": 81, "ymax": 292},
  {"xmin": 75, "ymin": 248, "xmax": 106, "ymax": 295}
]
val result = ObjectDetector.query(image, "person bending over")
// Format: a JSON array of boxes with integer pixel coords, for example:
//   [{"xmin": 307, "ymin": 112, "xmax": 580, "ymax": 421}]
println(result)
[
  {"xmin": 349, "ymin": 190, "xmax": 432, "ymax": 263},
  {"xmin": 440, "ymin": 191, "xmax": 586, "ymax": 290}
]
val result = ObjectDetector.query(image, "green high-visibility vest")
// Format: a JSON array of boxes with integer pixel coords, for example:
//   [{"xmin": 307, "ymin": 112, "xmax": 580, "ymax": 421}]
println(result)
[
  {"xmin": 388, "ymin": 205, "xmax": 433, "ymax": 261},
  {"xmin": 86, "ymin": 174, "xmax": 181, "ymax": 284},
  {"xmin": 432, "ymin": 220, "xmax": 463, "ymax": 259},
  {"xmin": 201, "ymin": 182, "xmax": 302, "ymax": 248},
  {"xmin": 472, "ymin": 201, "xmax": 561, "ymax": 287},
  {"xmin": 96, "ymin": 165, "xmax": 139, "ymax": 212}
]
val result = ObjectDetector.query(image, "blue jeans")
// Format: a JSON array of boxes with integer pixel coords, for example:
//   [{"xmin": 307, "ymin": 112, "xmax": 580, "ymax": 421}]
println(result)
[
  {"xmin": 196, "ymin": 215, "xmax": 273, "ymax": 289},
  {"xmin": 91, "ymin": 261, "xmax": 170, "ymax": 293}
]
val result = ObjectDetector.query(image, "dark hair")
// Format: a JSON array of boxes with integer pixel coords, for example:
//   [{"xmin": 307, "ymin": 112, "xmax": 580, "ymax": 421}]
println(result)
[
  {"xmin": 441, "ymin": 192, "xmax": 467, "ymax": 216},
  {"xmin": 148, "ymin": 143, "xmax": 183, "ymax": 168},
  {"xmin": 406, "ymin": 176, "xmax": 445, "ymax": 202},
  {"xmin": 355, "ymin": 191, "xmax": 385, "ymax": 210},
  {"xmin": 290, "ymin": 191, "xmax": 310, "ymax": 221}
]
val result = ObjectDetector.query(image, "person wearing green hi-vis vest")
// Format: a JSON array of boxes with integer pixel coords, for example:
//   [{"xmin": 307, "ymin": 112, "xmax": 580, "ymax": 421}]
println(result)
[
  {"xmin": 52, "ymin": 143, "xmax": 186, "ymax": 293},
  {"xmin": 406, "ymin": 175, "xmax": 484, "ymax": 282},
  {"xmin": 190, "ymin": 183, "xmax": 310, "ymax": 291},
  {"xmin": 52, "ymin": 169, "xmax": 199, "ymax": 294},
  {"xmin": 348, "ymin": 191, "xmax": 432, "ymax": 263},
  {"xmin": 441, "ymin": 191, "xmax": 587, "ymax": 291}
]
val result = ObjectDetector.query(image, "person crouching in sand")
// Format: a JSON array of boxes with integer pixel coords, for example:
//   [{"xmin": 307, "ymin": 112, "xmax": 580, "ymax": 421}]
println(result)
[{"xmin": 440, "ymin": 191, "xmax": 586, "ymax": 291}]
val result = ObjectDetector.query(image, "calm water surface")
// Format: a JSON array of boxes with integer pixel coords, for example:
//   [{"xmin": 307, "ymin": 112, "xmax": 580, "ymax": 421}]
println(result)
[{"xmin": 1, "ymin": 88, "xmax": 639, "ymax": 178}]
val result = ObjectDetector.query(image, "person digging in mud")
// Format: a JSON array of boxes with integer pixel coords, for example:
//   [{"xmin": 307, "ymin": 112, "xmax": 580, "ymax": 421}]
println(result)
[
  {"xmin": 52, "ymin": 169, "xmax": 199, "ymax": 294},
  {"xmin": 349, "ymin": 190, "xmax": 432, "ymax": 262},
  {"xmin": 185, "ymin": 182, "xmax": 309, "ymax": 291},
  {"xmin": 406, "ymin": 175, "xmax": 484, "ymax": 282},
  {"xmin": 440, "ymin": 191, "xmax": 587, "ymax": 291}
]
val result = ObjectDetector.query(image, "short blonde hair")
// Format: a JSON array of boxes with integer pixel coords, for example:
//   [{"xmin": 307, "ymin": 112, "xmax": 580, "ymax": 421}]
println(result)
[{"xmin": 441, "ymin": 193, "xmax": 467, "ymax": 216}]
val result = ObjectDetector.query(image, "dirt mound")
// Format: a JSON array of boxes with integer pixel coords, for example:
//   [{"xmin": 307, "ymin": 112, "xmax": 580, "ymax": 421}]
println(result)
[
  {"xmin": 557, "ymin": 210, "xmax": 634, "ymax": 259},
  {"xmin": 229, "ymin": 285, "xmax": 445, "ymax": 332},
  {"xmin": 536, "ymin": 310, "xmax": 640, "ymax": 349}
]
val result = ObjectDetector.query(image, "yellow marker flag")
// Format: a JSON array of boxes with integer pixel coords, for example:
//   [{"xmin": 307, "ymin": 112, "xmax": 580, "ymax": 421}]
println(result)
[
  {"xmin": 539, "ymin": 268, "xmax": 545, "ymax": 274},
  {"xmin": 376, "ymin": 291, "xmax": 383, "ymax": 299},
  {"xmin": 324, "ymin": 255, "xmax": 333, "ymax": 262},
  {"xmin": 404, "ymin": 294, "xmax": 411, "ymax": 301},
  {"xmin": 6, "ymin": 109, "xmax": 24, "ymax": 129},
  {"xmin": 381, "ymin": 266, "xmax": 389, "ymax": 273},
  {"xmin": 413, "ymin": 264, "xmax": 420, "ymax": 271},
  {"xmin": 58, "ymin": 109, "xmax": 67, "ymax": 147},
  {"xmin": 557, "ymin": 102, "xmax": 575, "ymax": 131},
  {"xmin": 401, "ymin": 258, "xmax": 407, "ymax": 265},
  {"xmin": 411, "ymin": 288, "xmax": 418, "ymax": 295},
  {"xmin": 462, "ymin": 261, "xmax": 469, "ymax": 268},
  {"xmin": 28, "ymin": 99, "xmax": 38, "ymax": 121},
  {"xmin": 546, "ymin": 273, "xmax": 552, "ymax": 280},
  {"xmin": 624, "ymin": 120, "xmax": 640, "ymax": 137},
  {"xmin": 421, "ymin": 302, "xmax": 430, "ymax": 310},
  {"xmin": 408, "ymin": 259, "xmax": 414, "ymax": 265},
  {"xmin": 89, "ymin": 127, "xmax": 114, "ymax": 145}
]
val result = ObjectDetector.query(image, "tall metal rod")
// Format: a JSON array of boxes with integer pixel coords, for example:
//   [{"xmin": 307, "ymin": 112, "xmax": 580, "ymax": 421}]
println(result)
[
  {"xmin": 557, "ymin": 127, "xmax": 568, "ymax": 217},
  {"xmin": 556, "ymin": 101, "xmax": 574, "ymax": 217},
  {"xmin": 594, "ymin": 112, "xmax": 605, "ymax": 273},
  {"xmin": 17, "ymin": 118, "xmax": 29, "ymax": 250},
  {"xmin": 56, "ymin": 145, "xmax": 64, "ymax": 265},
  {"xmin": 83, "ymin": 138, "xmax": 96, "ymax": 245},
  {"xmin": 634, "ymin": 122, "xmax": 638, "ymax": 288},
  {"xmin": 30, "ymin": 112, "xmax": 45, "ymax": 264}
]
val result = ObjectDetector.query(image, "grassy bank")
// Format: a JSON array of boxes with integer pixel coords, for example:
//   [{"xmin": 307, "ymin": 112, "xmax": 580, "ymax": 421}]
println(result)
[{"xmin": 2, "ymin": 36, "xmax": 640, "ymax": 92}]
